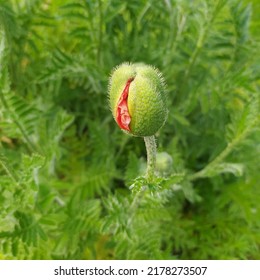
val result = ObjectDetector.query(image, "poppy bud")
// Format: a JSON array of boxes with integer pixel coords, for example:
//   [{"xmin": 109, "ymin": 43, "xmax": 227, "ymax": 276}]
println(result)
[
  {"xmin": 156, "ymin": 152, "xmax": 173, "ymax": 175},
  {"xmin": 108, "ymin": 62, "xmax": 167, "ymax": 137}
]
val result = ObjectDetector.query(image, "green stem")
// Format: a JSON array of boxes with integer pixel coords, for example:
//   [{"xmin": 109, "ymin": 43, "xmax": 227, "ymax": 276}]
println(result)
[
  {"xmin": 189, "ymin": 142, "xmax": 236, "ymax": 181},
  {"xmin": 189, "ymin": 123, "xmax": 256, "ymax": 181},
  {"xmin": 144, "ymin": 135, "xmax": 156, "ymax": 183}
]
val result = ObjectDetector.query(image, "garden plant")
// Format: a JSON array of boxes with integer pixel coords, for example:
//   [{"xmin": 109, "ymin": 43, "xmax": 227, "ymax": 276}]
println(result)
[{"xmin": 0, "ymin": 0, "xmax": 260, "ymax": 260}]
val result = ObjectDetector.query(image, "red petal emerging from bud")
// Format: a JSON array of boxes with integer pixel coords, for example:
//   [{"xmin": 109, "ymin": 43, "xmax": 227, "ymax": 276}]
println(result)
[{"xmin": 116, "ymin": 78, "xmax": 134, "ymax": 131}]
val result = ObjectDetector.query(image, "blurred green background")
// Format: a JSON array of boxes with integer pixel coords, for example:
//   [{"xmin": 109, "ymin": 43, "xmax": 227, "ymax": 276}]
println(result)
[{"xmin": 0, "ymin": 0, "xmax": 260, "ymax": 259}]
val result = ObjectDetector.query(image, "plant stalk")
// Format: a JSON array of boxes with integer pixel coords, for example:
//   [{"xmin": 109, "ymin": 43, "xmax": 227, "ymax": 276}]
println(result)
[{"xmin": 144, "ymin": 135, "xmax": 156, "ymax": 183}]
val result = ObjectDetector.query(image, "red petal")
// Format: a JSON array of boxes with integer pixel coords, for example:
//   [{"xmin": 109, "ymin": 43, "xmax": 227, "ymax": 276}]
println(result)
[{"xmin": 116, "ymin": 78, "xmax": 134, "ymax": 131}]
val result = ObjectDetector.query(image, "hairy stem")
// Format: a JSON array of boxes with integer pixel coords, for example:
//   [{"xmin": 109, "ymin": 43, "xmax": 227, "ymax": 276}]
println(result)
[{"xmin": 144, "ymin": 135, "xmax": 156, "ymax": 183}]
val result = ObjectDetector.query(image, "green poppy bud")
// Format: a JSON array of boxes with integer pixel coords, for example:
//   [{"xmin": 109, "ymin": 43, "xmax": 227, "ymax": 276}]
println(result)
[
  {"xmin": 108, "ymin": 62, "xmax": 167, "ymax": 137},
  {"xmin": 156, "ymin": 152, "xmax": 173, "ymax": 175}
]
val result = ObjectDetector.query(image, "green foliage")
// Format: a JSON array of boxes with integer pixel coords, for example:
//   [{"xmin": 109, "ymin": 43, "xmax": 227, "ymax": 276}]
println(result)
[{"xmin": 0, "ymin": 0, "xmax": 260, "ymax": 260}]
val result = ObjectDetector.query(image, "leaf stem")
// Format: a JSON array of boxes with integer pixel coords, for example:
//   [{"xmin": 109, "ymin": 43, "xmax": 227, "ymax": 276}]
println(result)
[
  {"xmin": 189, "ymin": 130, "xmax": 250, "ymax": 181},
  {"xmin": 189, "ymin": 142, "xmax": 236, "ymax": 181},
  {"xmin": 144, "ymin": 135, "xmax": 156, "ymax": 183}
]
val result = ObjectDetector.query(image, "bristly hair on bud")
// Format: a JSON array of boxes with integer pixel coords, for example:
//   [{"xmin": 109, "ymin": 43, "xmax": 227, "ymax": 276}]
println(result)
[{"xmin": 108, "ymin": 62, "xmax": 167, "ymax": 137}]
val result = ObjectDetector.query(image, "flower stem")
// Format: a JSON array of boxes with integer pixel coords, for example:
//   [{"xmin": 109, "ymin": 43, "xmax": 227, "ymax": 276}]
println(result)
[{"xmin": 144, "ymin": 135, "xmax": 156, "ymax": 183}]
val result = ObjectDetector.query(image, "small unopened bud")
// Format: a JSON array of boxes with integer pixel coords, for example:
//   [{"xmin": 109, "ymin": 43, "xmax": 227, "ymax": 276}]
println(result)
[{"xmin": 156, "ymin": 152, "xmax": 173, "ymax": 175}]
